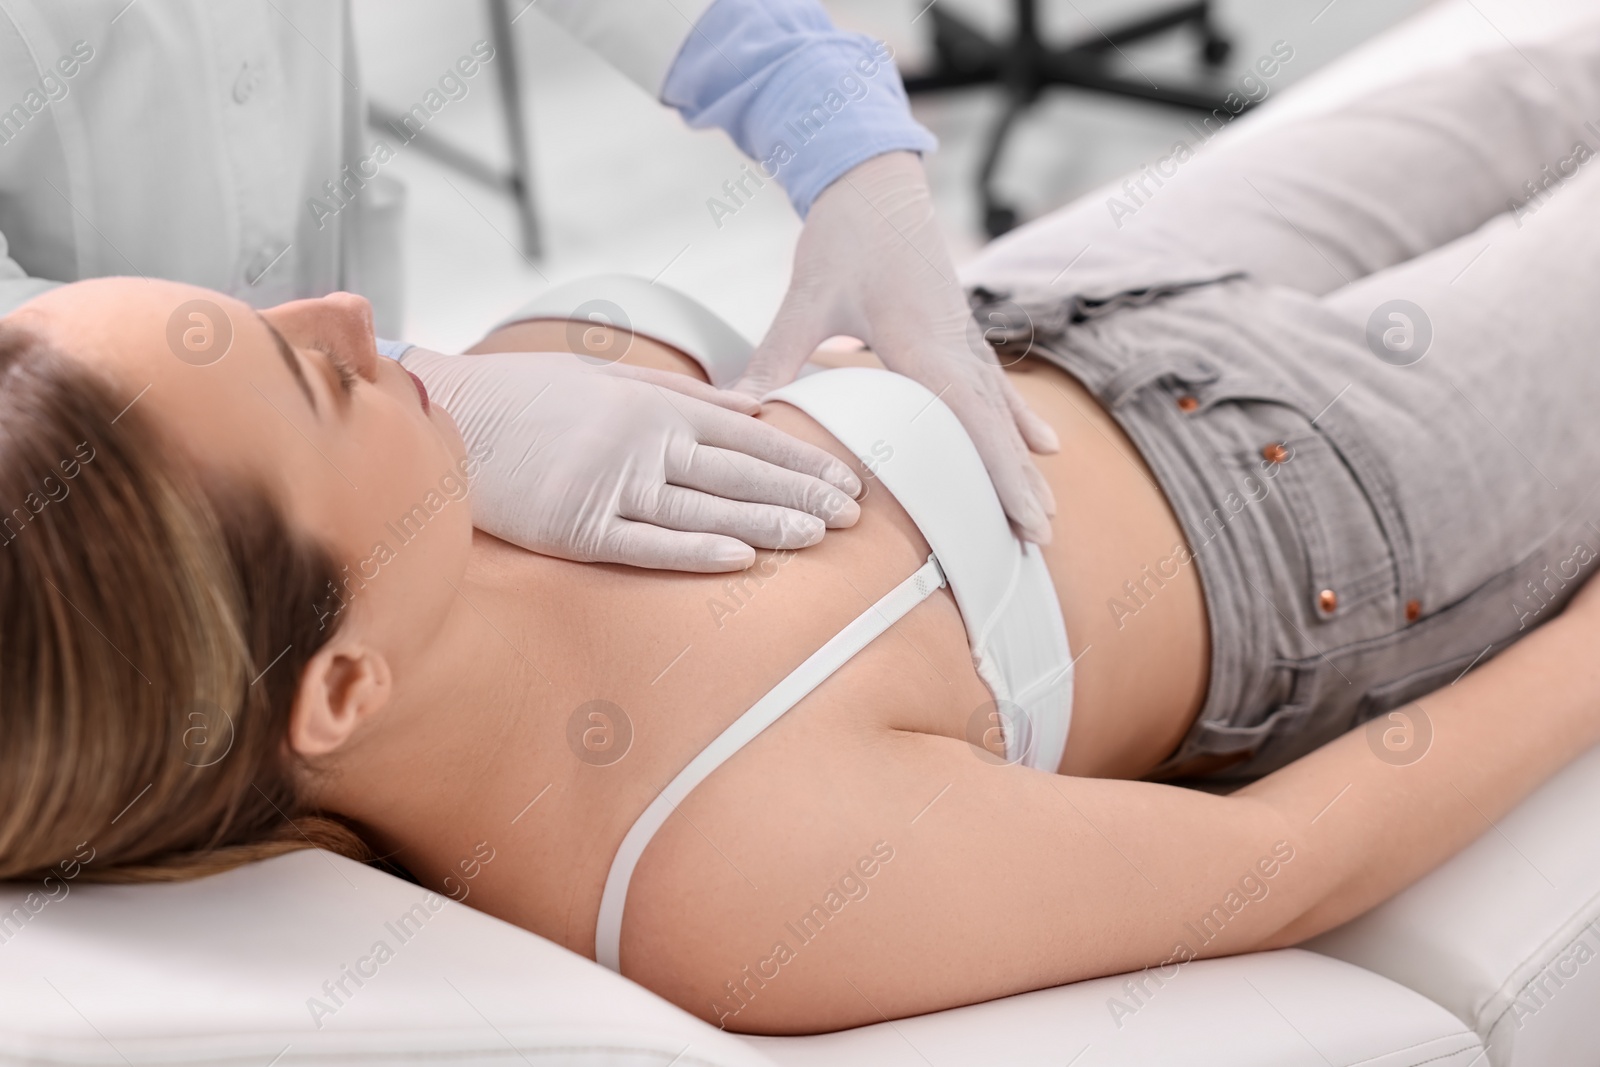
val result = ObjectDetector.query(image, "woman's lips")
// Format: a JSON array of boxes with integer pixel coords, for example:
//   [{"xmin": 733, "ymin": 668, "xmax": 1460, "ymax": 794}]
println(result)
[{"xmin": 405, "ymin": 369, "xmax": 430, "ymax": 414}]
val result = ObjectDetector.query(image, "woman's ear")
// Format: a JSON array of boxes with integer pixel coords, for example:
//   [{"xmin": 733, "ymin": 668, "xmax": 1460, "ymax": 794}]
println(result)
[{"xmin": 288, "ymin": 640, "xmax": 393, "ymax": 758}]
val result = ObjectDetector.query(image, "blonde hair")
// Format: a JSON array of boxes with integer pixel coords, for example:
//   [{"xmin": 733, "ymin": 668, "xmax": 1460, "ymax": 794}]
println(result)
[{"xmin": 0, "ymin": 320, "xmax": 371, "ymax": 883}]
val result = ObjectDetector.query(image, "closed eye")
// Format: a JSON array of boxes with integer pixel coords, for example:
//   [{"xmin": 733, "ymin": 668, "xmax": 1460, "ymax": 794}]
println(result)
[{"xmin": 316, "ymin": 345, "xmax": 360, "ymax": 396}]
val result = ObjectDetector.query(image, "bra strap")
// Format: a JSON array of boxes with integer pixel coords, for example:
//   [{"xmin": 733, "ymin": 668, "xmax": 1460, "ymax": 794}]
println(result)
[{"xmin": 594, "ymin": 554, "xmax": 947, "ymax": 972}]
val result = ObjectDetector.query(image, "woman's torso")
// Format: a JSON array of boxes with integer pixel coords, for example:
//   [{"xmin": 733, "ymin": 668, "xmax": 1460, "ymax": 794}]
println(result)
[{"xmin": 382, "ymin": 351, "xmax": 1209, "ymax": 1000}]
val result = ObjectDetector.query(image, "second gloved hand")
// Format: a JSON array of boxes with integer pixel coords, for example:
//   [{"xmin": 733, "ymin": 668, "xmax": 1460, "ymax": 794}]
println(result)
[
  {"xmin": 404, "ymin": 349, "xmax": 863, "ymax": 571},
  {"xmin": 736, "ymin": 151, "xmax": 1060, "ymax": 543}
]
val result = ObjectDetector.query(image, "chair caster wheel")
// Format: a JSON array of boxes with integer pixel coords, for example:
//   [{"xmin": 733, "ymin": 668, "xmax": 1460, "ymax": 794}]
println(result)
[
  {"xmin": 984, "ymin": 202, "xmax": 1019, "ymax": 238},
  {"xmin": 1201, "ymin": 33, "xmax": 1232, "ymax": 66}
]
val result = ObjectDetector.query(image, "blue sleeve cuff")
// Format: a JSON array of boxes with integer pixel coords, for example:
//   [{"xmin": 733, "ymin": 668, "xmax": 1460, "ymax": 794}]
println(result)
[
  {"xmin": 375, "ymin": 337, "xmax": 414, "ymax": 361},
  {"xmin": 663, "ymin": 0, "xmax": 936, "ymax": 217}
]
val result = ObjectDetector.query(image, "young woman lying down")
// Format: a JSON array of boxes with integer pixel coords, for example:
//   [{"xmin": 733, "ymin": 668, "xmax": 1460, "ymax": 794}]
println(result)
[{"xmin": 5, "ymin": 35, "xmax": 1600, "ymax": 1035}]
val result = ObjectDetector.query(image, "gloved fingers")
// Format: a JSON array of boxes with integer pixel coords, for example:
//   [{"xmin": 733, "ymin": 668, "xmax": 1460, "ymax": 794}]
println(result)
[
  {"xmin": 935, "ymin": 364, "xmax": 1055, "ymax": 545},
  {"xmin": 604, "ymin": 519, "xmax": 758, "ymax": 573},
  {"xmin": 603, "ymin": 362, "xmax": 762, "ymax": 416},
  {"xmin": 1025, "ymin": 457, "xmax": 1057, "ymax": 521},
  {"xmin": 998, "ymin": 372, "xmax": 1061, "ymax": 455},
  {"xmin": 668, "ymin": 398, "xmax": 863, "ymax": 497},
  {"xmin": 624, "ymin": 484, "xmax": 828, "ymax": 551},
  {"xmin": 669, "ymin": 444, "xmax": 861, "ymax": 529},
  {"xmin": 400, "ymin": 347, "xmax": 483, "ymax": 412},
  {"xmin": 991, "ymin": 375, "xmax": 1056, "ymax": 517},
  {"xmin": 868, "ymin": 316, "xmax": 1055, "ymax": 542},
  {"xmin": 735, "ymin": 283, "xmax": 834, "ymax": 399}
]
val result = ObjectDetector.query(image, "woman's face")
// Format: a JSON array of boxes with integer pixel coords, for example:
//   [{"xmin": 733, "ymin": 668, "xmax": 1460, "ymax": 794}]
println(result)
[{"xmin": 16, "ymin": 277, "xmax": 473, "ymax": 656}]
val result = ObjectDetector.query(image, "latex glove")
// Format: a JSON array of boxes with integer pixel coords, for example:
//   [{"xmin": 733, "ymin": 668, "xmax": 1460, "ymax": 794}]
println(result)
[
  {"xmin": 404, "ymin": 349, "xmax": 862, "ymax": 571},
  {"xmin": 737, "ymin": 151, "xmax": 1060, "ymax": 543}
]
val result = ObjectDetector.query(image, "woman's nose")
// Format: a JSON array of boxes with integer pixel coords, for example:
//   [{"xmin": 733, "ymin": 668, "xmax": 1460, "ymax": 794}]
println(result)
[
  {"xmin": 261, "ymin": 291, "xmax": 380, "ymax": 382},
  {"xmin": 319, "ymin": 292, "xmax": 380, "ymax": 382}
]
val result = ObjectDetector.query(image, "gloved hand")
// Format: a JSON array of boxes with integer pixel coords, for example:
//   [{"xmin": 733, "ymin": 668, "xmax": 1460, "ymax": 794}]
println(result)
[
  {"xmin": 736, "ymin": 151, "xmax": 1060, "ymax": 543},
  {"xmin": 404, "ymin": 349, "xmax": 862, "ymax": 572}
]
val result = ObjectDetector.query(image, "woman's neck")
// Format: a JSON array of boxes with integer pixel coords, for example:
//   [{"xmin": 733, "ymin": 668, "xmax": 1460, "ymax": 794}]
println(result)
[{"xmin": 315, "ymin": 550, "xmax": 579, "ymax": 867}]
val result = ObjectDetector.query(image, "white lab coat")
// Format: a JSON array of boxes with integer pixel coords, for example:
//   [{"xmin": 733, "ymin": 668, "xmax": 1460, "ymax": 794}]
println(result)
[{"xmin": 0, "ymin": 0, "xmax": 710, "ymax": 319}]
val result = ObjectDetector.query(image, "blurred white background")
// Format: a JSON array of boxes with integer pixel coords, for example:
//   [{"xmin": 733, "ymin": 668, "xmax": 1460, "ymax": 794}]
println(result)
[{"xmin": 350, "ymin": 0, "xmax": 1428, "ymax": 352}]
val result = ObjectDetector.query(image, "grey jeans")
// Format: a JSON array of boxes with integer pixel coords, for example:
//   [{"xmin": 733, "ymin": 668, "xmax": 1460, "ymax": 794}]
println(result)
[{"xmin": 961, "ymin": 29, "xmax": 1600, "ymax": 780}]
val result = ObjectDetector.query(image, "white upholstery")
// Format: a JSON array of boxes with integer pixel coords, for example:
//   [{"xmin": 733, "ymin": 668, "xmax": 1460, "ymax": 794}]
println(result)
[
  {"xmin": 0, "ymin": 853, "xmax": 775, "ymax": 1067},
  {"xmin": 754, "ymin": 950, "xmax": 1482, "ymax": 1067},
  {"xmin": 4, "ymin": 2, "xmax": 1600, "ymax": 1065},
  {"xmin": 1309, "ymin": 744, "xmax": 1600, "ymax": 1066},
  {"xmin": 1227, "ymin": 0, "xmax": 1598, "ymax": 142},
  {"xmin": 0, "ymin": 856, "xmax": 1486, "ymax": 1067}
]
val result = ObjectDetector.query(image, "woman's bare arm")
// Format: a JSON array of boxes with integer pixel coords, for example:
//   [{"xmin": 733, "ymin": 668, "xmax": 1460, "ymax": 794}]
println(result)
[{"xmin": 644, "ymin": 587, "xmax": 1600, "ymax": 1033}]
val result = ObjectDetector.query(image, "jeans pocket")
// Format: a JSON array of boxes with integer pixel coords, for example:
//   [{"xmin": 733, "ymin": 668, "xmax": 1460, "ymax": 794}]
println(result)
[
  {"xmin": 1168, "ymin": 364, "xmax": 1417, "ymax": 633},
  {"xmin": 1243, "ymin": 425, "xmax": 1397, "ymax": 622}
]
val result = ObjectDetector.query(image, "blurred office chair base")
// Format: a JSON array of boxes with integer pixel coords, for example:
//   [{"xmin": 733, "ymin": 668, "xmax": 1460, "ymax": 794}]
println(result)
[{"xmin": 905, "ymin": 0, "xmax": 1241, "ymax": 237}]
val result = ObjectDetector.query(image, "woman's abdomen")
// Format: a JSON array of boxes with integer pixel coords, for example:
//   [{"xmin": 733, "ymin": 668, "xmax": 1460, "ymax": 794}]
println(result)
[{"xmin": 1002, "ymin": 359, "xmax": 1210, "ymax": 778}]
